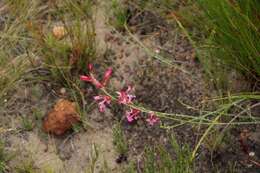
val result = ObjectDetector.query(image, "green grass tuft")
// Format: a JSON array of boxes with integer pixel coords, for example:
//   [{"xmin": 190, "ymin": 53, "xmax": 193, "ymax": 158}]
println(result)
[
  {"xmin": 142, "ymin": 136, "xmax": 193, "ymax": 173},
  {"xmin": 21, "ymin": 117, "xmax": 34, "ymax": 131},
  {"xmin": 109, "ymin": 0, "xmax": 129, "ymax": 30},
  {"xmin": 198, "ymin": 0, "xmax": 260, "ymax": 82},
  {"xmin": 0, "ymin": 140, "xmax": 7, "ymax": 173},
  {"xmin": 112, "ymin": 123, "xmax": 128, "ymax": 155},
  {"xmin": 15, "ymin": 160, "xmax": 36, "ymax": 173}
]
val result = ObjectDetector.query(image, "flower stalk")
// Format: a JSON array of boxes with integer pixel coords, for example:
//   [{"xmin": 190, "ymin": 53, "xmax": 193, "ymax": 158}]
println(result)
[{"xmin": 80, "ymin": 65, "xmax": 260, "ymax": 127}]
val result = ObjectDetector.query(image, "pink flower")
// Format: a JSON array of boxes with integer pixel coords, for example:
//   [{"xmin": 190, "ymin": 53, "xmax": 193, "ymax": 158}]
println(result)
[
  {"xmin": 94, "ymin": 95, "xmax": 111, "ymax": 112},
  {"xmin": 125, "ymin": 108, "xmax": 140, "ymax": 122},
  {"xmin": 88, "ymin": 63, "xmax": 93, "ymax": 71},
  {"xmin": 116, "ymin": 86, "xmax": 136, "ymax": 104},
  {"xmin": 80, "ymin": 75, "xmax": 92, "ymax": 82},
  {"xmin": 80, "ymin": 74, "xmax": 103, "ymax": 88},
  {"xmin": 80, "ymin": 65, "xmax": 113, "ymax": 88},
  {"xmin": 146, "ymin": 112, "xmax": 160, "ymax": 125},
  {"xmin": 102, "ymin": 67, "xmax": 113, "ymax": 86}
]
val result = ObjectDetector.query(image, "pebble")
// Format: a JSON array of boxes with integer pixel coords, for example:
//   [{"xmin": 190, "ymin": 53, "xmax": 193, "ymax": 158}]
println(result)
[
  {"xmin": 60, "ymin": 88, "xmax": 66, "ymax": 95},
  {"xmin": 249, "ymin": 151, "xmax": 255, "ymax": 157}
]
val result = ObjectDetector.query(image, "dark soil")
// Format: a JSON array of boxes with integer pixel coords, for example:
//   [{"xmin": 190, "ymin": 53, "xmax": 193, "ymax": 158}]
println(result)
[{"xmin": 103, "ymin": 4, "xmax": 260, "ymax": 173}]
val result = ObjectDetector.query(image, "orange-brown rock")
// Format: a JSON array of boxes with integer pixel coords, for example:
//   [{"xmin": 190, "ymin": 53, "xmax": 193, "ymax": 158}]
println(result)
[{"xmin": 43, "ymin": 99, "xmax": 80, "ymax": 135}]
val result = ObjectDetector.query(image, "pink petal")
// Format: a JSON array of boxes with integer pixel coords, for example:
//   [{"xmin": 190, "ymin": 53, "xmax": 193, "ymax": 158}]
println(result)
[
  {"xmin": 125, "ymin": 110, "xmax": 133, "ymax": 122},
  {"xmin": 93, "ymin": 96, "xmax": 102, "ymax": 101},
  {"xmin": 88, "ymin": 64, "xmax": 93, "ymax": 71},
  {"xmin": 127, "ymin": 94, "xmax": 136, "ymax": 102},
  {"xmin": 103, "ymin": 68, "xmax": 113, "ymax": 80},
  {"xmin": 133, "ymin": 109, "xmax": 140, "ymax": 117},
  {"xmin": 80, "ymin": 75, "xmax": 92, "ymax": 81},
  {"xmin": 102, "ymin": 67, "xmax": 113, "ymax": 86},
  {"xmin": 104, "ymin": 96, "xmax": 111, "ymax": 104},
  {"xmin": 127, "ymin": 115, "xmax": 134, "ymax": 122},
  {"xmin": 90, "ymin": 75, "xmax": 103, "ymax": 88},
  {"xmin": 125, "ymin": 109, "xmax": 140, "ymax": 122},
  {"xmin": 98, "ymin": 103, "xmax": 106, "ymax": 112},
  {"xmin": 146, "ymin": 112, "xmax": 160, "ymax": 125},
  {"xmin": 94, "ymin": 95, "xmax": 111, "ymax": 113},
  {"xmin": 126, "ymin": 85, "xmax": 133, "ymax": 93},
  {"xmin": 117, "ymin": 88, "xmax": 136, "ymax": 105}
]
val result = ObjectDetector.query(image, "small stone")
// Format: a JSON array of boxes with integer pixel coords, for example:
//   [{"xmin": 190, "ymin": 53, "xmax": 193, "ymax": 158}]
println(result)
[
  {"xmin": 60, "ymin": 88, "xmax": 66, "ymax": 95},
  {"xmin": 155, "ymin": 48, "xmax": 160, "ymax": 54},
  {"xmin": 43, "ymin": 99, "xmax": 80, "ymax": 135},
  {"xmin": 249, "ymin": 152, "xmax": 255, "ymax": 157}
]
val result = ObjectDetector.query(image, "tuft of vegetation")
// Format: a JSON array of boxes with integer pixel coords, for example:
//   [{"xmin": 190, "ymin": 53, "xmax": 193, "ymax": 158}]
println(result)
[
  {"xmin": 109, "ymin": 0, "xmax": 129, "ymax": 30},
  {"xmin": 124, "ymin": 162, "xmax": 136, "ymax": 173},
  {"xmin": 86, "ymin": 144, "xmax": 99, "ymax": 173},
  {"xmin": 142, "ymin": 136, "xmax": 193, "ymax": 173},
  {"xmin": 0, "ymin": 0, "xmax": 35, "ymax": 99},
  {"xmin": 28, "ymin": 0, "xmax": 96, "ymax": 85},
  {"xmin": 21, "ymin": 116, "xmax": 34, "ymax": 131},
  {"xmin": 85, "ymin": 144, "xmax": 110, "ymax": 173},
  {"xmin": 0, "ymin": 140, "xmax": 7, "ymax": 173},
  {"xmin": 0, "ymin": 0, "xmax": 96, "ymax": 101},
  {"xmin": 15, "ymin": 160, "xmax": 36, "ymax": 173},
  {"xmin": 112, "ymin": 123, "xmax": 128, "ymax": 156},
  {"xmin": 198, "ymin": 0, "xmax": 260, "ymax": 86}
]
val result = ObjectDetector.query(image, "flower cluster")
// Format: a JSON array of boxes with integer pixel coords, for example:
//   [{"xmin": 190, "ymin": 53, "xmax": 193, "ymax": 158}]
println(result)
[
  {"xmin": 93, "ymin": 95, "xmax": 111, "ymax": 112},
  {"xmin": 80, "ymin": 64, "xmax": 159, "ymax": 125},
  {"xmin": 146, "ymin": 112, "xmax": 160, "ymax": 125},
  {"xmin": 125, "ymin": 108, "xmax": 140, "ymax": 122},
  {"xmin": 116, "ymin": 86, "xmax": 136, "ymax": 104}
]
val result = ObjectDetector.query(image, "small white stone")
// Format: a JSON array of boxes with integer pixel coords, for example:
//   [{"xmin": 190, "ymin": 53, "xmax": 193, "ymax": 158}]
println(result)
[
  {"xmin": 155, "ymin": 49, "xmax": 160, "ymax": 54},
  {"xmin": 60, "ymin": 88, "xmax": 66, "ymax": 95},
  {"xmin": 249, "ymin": 151, "xmax": 255, "ymax": 157},
  {"xmin": 247, "ymin": 164, "xmax": 253, "ymax": 168},
  {"xmin": 4, "ymin": 99, "xmax": 7, "ymax": 102}
]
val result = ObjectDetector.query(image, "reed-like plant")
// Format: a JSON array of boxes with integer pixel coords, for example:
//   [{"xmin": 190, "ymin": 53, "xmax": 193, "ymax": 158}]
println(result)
[{"xmin": 198, "ymin": 0, "xmax": 260, "ymax": 81}]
